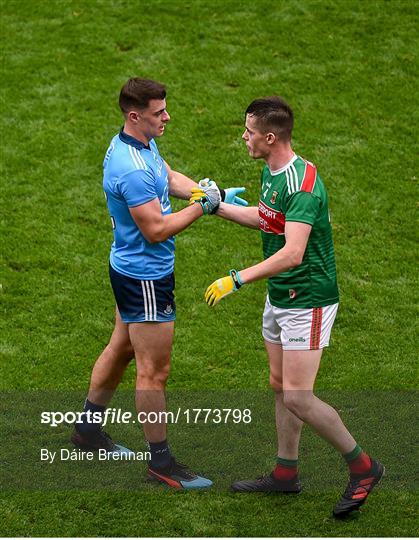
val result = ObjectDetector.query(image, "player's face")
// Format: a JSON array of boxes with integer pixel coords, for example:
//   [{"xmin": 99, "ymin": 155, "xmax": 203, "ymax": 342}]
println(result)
[
  {"xmin": 242, "ymin": 114, "xmax": 270, "ymax": 160},
  {"xmin": 137, "ymin": 99, "xmax": 171, "ymax": 139}
]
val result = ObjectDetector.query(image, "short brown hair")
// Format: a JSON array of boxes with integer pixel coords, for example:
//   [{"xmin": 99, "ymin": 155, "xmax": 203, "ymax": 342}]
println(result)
[
  {"xmin": 246, "ymin": 96, "xmax": 293, "ymax": 142},
  {"xmin": 119, "ymin": 78, "xmax": 166, "ymax": 113}
]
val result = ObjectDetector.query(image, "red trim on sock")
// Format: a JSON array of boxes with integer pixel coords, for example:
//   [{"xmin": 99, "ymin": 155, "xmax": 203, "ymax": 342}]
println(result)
[
  {"xmin": 348, "ymin": 451, "xmax": 372, "ymax": 475},
  {"xmin": 273, "ymin": 463, "xmax": 298, "ymax": 481}
]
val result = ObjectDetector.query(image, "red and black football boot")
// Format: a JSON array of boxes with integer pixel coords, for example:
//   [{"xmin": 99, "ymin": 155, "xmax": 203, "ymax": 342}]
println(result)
[{"xmin": 333, "ymin": 459, "xmax": 385, "ymax": 518}]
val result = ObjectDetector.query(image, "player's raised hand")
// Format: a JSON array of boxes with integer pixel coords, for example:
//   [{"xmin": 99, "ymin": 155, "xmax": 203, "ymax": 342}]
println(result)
[
  {"xmin": 205, "ymin": 269, "xmax": 243, "ymax": 306},
  {"xmin": 189, "ymin": 178, "xmax": 221, "ymax": 214}
]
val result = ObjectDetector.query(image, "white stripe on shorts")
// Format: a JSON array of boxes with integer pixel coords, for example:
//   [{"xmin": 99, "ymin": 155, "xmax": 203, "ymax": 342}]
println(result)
[
  {"xmin": 141, "ymin": 280, "xmax": 149, "ymax": 320},
  {"xmin": 145, "ymin": 280, "xmax": 156, "ymax": 321},
  {"xmin": 145, "ymin": 281, "xmax": 153, "ymax": 321}
]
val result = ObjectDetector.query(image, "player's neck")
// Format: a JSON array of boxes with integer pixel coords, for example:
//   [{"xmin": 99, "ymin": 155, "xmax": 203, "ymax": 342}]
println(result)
[
  {"xmin": 265, "ymin": 146, "xmax": 295, "ymax": 172},
  {"xmin": 123, "ymin": 123, "xmax": 150, "ymax": 146}
]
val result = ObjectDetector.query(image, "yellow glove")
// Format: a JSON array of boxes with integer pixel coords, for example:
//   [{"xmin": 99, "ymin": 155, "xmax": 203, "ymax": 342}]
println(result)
[
  {"xmin": 205, "ymin": 269, "xmax": 243, "ymax": 306},
  {"xmin": 189, "ymin": 188, "xmax": 206, "ymax": 205},
  {"xmin": 189, "ymin": 179, "xmax": 221, "ymax": 214}
]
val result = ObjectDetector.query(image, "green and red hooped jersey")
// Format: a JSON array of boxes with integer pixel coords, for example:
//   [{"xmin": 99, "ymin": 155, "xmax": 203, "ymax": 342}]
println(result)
[{"xmin": 259, "ymin": 154, "xmax": 339, "ymax": 309}]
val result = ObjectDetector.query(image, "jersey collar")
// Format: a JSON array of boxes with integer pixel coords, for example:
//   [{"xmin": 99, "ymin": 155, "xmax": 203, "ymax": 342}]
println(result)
[
  {"xmin": 269, "ymin": 154, "xmax": 298, "ymax": 176},
  {"xmin": 119, "ymin": 128, "xmax": 150, "ymax": 150}
]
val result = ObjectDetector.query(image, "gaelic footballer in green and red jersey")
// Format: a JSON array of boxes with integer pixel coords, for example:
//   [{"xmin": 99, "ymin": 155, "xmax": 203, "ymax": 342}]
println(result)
[{"xmin": 259, "ymin": 154, "xmax": 339, "ymax": 309}]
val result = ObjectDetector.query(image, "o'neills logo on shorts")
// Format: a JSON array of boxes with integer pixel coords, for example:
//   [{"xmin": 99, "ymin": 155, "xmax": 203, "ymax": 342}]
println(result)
[{"xmin": 259, "ymin": 201, "xmax": 285, "ymax": 234}]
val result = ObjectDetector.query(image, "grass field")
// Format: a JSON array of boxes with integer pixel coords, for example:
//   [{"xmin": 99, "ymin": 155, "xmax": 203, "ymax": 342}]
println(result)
[{"xmin": 1, "ymin": 0, "xmax": 418, "ymax": 536}]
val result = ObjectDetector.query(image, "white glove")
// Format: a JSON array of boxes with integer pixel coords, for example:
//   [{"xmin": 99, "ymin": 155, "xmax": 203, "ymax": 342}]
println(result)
[{"xmin": 189, "ymin": 178, "xmax": 222, "ymax": 214}]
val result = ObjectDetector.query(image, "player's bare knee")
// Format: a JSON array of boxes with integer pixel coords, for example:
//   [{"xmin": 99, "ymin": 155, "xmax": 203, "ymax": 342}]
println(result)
[
  {"xmin": 137, "ymin": 364, "xmax": 170, "ymax": 389},
  {"xmin": 283, "ymin": 390, "xmax": 312, "ymax": 418},
  {"xmin": 269, "ymin": 373, "xmax": 283, "ymax": 392}
]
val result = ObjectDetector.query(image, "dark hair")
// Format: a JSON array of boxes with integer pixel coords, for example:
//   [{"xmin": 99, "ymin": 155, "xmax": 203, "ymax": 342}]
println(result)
[
  {"xmin": 245, "ymin": 96, "xmax": 293, "ymax": 142},
  {"xmin": 119, "ymin": 78, "xmax": 166, "ymax": 113}
]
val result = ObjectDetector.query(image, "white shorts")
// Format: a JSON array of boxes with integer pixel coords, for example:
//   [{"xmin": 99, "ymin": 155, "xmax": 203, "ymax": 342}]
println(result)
[{"xmin": 262, "ymin": 296, "xmax": 339, "ymax": 350}]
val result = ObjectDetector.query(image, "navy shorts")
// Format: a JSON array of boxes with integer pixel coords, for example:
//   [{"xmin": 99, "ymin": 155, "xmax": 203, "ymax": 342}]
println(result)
[{"xmin": 109, "ymin": 264, "xmax": 176, "ymax": 323}]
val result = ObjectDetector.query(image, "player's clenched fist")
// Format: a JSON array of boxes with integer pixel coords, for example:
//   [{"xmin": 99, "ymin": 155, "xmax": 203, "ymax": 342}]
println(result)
[{"xmin": 205, "ymin": 269, "xmax": 243, "ymax": 306}]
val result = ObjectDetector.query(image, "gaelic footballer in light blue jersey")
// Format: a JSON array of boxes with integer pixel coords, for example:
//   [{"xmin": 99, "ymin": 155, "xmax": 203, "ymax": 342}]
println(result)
[
  {"xmin": 103, "ymin": 130, "xmax": 174, "ymax": 280},
  {"xmin": 72, "ymin": 78, "xmax": 247, "ymax": 490}
]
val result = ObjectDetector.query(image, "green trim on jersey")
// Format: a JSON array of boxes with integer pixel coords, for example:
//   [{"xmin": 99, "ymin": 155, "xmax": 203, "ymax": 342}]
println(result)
[{"xmin": 259, "ymin": 155, "xmax": 339, "ymax": 308}]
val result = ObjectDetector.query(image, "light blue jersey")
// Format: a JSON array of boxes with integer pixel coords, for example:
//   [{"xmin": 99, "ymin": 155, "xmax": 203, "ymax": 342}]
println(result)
[{"xmin": 103, "ymin": 130, "xmax": 174, "ymax": 280}]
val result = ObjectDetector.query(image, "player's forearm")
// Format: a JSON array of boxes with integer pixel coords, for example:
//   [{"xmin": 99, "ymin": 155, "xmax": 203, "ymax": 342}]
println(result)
[
  {"xmin": 204, "ymin": 246, "xmax": 303, "ymax": 307},
  {"xmin": 168, "ymin": 170, "xmax": 197, "ymax": 199},
  {"xmin": 240, "ymin": 247, "xmax": 302, "ymax": 284},
  {"xmin": 216, "ymin": 202, "xmax": 259, "ymax": 229},
  {"xmin": 150, "ymin": 203, "xmax": 203, "ymax": 242}
]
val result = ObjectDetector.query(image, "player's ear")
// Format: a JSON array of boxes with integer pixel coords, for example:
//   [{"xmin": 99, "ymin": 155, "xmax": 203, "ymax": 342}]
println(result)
[
  {"xmin": 266, "ymin": 132, "xmax": 276, "ymax": 145},
  {"xmin": 127, "ymin": 110, "xmax": 141, "ymax": 123}
]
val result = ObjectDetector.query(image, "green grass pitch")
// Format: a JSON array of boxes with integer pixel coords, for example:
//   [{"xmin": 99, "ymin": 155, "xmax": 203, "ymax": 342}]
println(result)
[{"xmin": 1, "ymin": 0, "xmax": 418, "ymax": 536}]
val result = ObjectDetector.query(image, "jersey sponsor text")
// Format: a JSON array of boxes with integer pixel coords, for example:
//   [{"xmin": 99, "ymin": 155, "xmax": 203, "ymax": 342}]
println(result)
[{"xmin": 258, "ymin": 200, "xmax": 285, "ymax": 235}]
